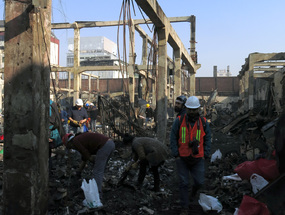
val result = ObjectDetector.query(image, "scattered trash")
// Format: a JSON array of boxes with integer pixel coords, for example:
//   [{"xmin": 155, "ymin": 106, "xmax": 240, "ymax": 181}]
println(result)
[
  {"xmin": 198, "ymin": 193, "xmax": 223, "ymax": 213},
  {"xmin": 81, "ymin": 179, "xmax": 103, "ymax": 209},
  {"xmin": 250, "ymin": 173, "xmax": 268, "ymax": 194},
  {"xmin": 222, "ymin": 173, "xmax": 242, "ymax": 181},
  {"xmin": 237, "ymin": 195, "xmax": 270, "ymax": 215},
  {"xmin": 210, "ymin": 149, "xmax": 222, "ymax": 163}
]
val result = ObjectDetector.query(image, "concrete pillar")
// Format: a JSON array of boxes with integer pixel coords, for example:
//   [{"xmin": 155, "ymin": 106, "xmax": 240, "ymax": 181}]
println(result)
[
  {"xmin": 88, "ymin": 74, "xmax": 91, "ymax": 101},
  {"xmin": 55, "ymin": 72, "xmax": 59, "ymax": 89},
  {"xmin": 156, "ymin": 27, "xmax": 168, "ymax": 143},
  {"xmin": 73, "ymin": 26, "xmax": 80, "ymax": 104},
  {"xmin": 3, "ymin": 0, "xmax": 51, "ymax": 214},
  {"xmin": 68, "ymin": 71, "xmax": 71, "ymax": 97},
  {"xmin": 128, "ymin": 19, "xmax": 135, "ymax": 106},
  {"xmin": 248, "ymin": 69, "xmax": 254, "ymax": 109},
  {"xmin": 244, "ymin": 71, "xmax": 249, "ymax": 111},
  {"xmin": 173, "ymin": 48, "xmax": 181, "ymax": 100},
  {"xmin": 213, "ymin": 65, "xmax": 217, "ymax": 77},
  {"xmin": 190, "ymin": 15, "xmax": 197, "ymax": 63},
  {"xmin": 189, "ymin": 72, "xmax": 196, "ymax": 96},
  {"xmin": 274, "ymin": 71, "xmax": 283, "ymax": 114},
  {"xmin": 152, "ymin": 80, "xmax": 156, "ymax": 106},
  {"xmin": 142, "ymin": 37, "xmax": 148, "ymax": 66},
  {"xmin": 248, "ymin": 55, "xmax": 256, "ymax": 110},
  {"xmin": 227, "ymin": 65, "xmax": 230, "ymax": 77}
]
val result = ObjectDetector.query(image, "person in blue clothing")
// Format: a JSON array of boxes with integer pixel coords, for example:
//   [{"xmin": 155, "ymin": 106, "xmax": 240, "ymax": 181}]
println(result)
[
  {"xmin": 67, "ymin": 98, "xmax": 88, "ymax": 134},
  {"xmin": 60, "ymin": 107, "xmax": 69, "ymax": 134},
  {"xmin": 170, "ymin": 96, "xmax": 211, "ymax": 215}
]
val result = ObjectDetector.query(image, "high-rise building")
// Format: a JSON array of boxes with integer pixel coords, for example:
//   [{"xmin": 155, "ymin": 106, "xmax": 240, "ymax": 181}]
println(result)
[{"xmin": 67, "ymin": 36, "xmax": 124, "ymax": 78}]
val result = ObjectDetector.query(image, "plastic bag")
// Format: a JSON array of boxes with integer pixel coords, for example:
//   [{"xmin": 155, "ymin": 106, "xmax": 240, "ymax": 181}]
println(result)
[
  {"xmin": 238, "ymin": 195, "xmax": 270, "ymax": 215},
  {"xmin": 234, "ymin": 158, "xmax": 279, "ymax": 181},
  {"xmin": 250, "ymin": 173, "xmax": 268, "ymax": 194},
  {"xmin": 198, "ymin": 193, "xmax": 223, "ymax": 212},
  {"xmin": 222, "ymin": 173, "xmax": 242, "ymax": 181},
  {"xmin": 81, "ymin": 179, "xmax": 103, "ymax": 208},
  {"xmin": 210, "ymin": 149, "xmax": 222, "ymax": 163}
]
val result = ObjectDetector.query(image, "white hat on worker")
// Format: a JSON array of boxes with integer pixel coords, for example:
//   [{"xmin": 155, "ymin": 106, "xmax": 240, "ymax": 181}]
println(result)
[
  {"xmin": 75, "ymin": 99, "xmax": 83, "ymax": 106},
  {"xmin": 185, "ymin": 96, "xmax": 200, "ymax": 109}
]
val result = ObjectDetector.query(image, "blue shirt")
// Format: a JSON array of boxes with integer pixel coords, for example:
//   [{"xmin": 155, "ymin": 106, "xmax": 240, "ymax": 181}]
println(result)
[
  {"xmin": 61, "ymin": 110, "xmax": 68, "ymax": 125},
  {"xmin": 68, "ymin": 106, "xmax": 88, "ymax": 127}
]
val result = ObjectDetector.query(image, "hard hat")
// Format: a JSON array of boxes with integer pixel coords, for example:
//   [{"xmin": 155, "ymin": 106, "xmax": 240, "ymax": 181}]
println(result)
[
  {"xmin": 85, "ymin": 103, "xmax": 89, "ymax": 107},
  {"xmin": 90, "ymin": 103, "xmax": 94, "ymax": 106},
  {"xmin": 146, "ymin": 103, "xmax": 150, "ymax": 108},
  {"xmin": 176, "ymin": 95, "xmax": 187, "ymax": 104},
  {"xmin": 62, "ymin": 133, "xmax": 74, "ymax": 146},
  {"xmin": 75, "ymin": 99, "xmax": 83, "ymax": 106},
  {"xmin": 185, "ymin": 96, "xmax": 200, "ymax": 109}
]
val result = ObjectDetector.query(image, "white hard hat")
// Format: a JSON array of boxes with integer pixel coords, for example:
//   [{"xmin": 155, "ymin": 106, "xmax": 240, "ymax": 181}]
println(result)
[
  {"xmin": 90, "ymin": 103, "xmax": 94, "ymax": 106},
  {"xmin": 75, "ymin": 99, "xmax": 83, "ymax": 106},
  {"xmin": 185, "ymin": 96, "xmax": 200, "ymax": 109}
]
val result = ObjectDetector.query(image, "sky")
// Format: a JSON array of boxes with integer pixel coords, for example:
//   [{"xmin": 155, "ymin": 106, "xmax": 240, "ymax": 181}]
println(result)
[{"xmin": 1, "ymin": 0, "xmax": 285, "ymax": 77}]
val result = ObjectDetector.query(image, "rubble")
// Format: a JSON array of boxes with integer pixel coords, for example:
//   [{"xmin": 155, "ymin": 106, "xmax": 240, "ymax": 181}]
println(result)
[{"xmin": 0, "ymin": 95, "xmax": 283, "ymax": 214}]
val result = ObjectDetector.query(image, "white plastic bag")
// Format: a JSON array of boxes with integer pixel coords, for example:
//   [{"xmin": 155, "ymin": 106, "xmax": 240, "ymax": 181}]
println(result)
[
  {"xmin": 198, "ymin": 193, "xmax": 223, "ymax": 212},
  {"xmin": 81, "ymin": 179, "xmax": 103, "ymax": 208},
  {"xmin": 250, "ymin": 173, "xmax": 269, "ymax": 194},
  {"xmin": 222, "ymin": 173, "xmax": 242, "ymax": 181},
  {"xmin": 210, "ymin": 149, "xmax": 222, "ymax": 163}
]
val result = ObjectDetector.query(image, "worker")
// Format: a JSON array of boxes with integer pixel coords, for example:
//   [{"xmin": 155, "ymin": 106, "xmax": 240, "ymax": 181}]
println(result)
[
  {"xmin": 145, "ymin": 103, "xmax": 153, "ymax": 127},
  {"xmin": 62, "ymin": 132, "xmax": 115, "ymax": 199},
  {"xmin": 174, "ymin": 95, "xmax": 187, "ymax": 117},
  {"xmin": 88, "ymin": 103, "xmax": 98, "ymax": 132},
  {"xmin": 123, "ymin": 134, "xmax": 169, "ymax": 192},
  {"xmin": 170, "ymin": 96, "xmax": 211, "ymax": 215},
  {"xmin": 60, "ymin": 107, "xmax": 69, "ymax": 134},
  {"xmin": 67, "ymin": 98, "xmax": 88, "ymax": 134}
]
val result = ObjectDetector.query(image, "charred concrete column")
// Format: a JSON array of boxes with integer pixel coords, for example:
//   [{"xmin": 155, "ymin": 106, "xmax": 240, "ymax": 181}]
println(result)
[
  {"xmin": 238, "ymin": 76, "xmax": 244, "ymax": 110},
  {"xmin": 73, "ymin": 26, "xmax": 80, "ymax": 104},
  {"xmin": 213, "ymin": 65, "xmax": 217, "ymax": 77},
  {"xmin": 189, "ymin": 72, "xmax": 196, "ymax": 96},
  {"xmin": 244, "ymin": 71, "xmax": 249, "ymax": 111},
  {"xmin": 152, "ymin": 80, "xmax": 156, "ymax": 106},
  {"xmin": 128, "ymin": 19, "xmax": 135, "ymax": 106},
  {"xmin": 156, "ymin": 27, "xmax": 168, "ymax": 143},
  {"xmin": 190, "ymin": 15, "xmax": 196, "ymax": 63},
  {"xmin": 142, "ymin": 37, "xmax": 148, "ymax": 66},
  {"xmin": 4, "ymin": 0, "xmax": 51, "ymax": 214},
  {"xmin": 173, "ymin": 48, "xmax": 181, "ymax": 100}
]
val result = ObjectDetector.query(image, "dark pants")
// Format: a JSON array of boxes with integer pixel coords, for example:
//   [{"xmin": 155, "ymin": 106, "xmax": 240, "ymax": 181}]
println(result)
[
  {"xmin": 93, "ymin": 140, "xmax": 115, "ymax": 197},
  {"xmin": 176, "ymin": 157, "xmax": 205, "ymax": 208},
  {"xmin": 138, "ymin": 159, "xmax": 160, "ymax": 191}
]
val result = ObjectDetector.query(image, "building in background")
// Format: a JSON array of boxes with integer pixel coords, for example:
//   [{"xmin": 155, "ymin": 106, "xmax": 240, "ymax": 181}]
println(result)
[
  {"xmin": 67, "ymin": 36, "xmax": 124, "ymax": 79},
  {"xmin": 213, "ymin": 65, "xmax": 231, "ymax": 77}
]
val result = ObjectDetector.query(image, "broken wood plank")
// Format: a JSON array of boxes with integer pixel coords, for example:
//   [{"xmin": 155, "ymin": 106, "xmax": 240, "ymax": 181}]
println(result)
[{"xmin": 221, "ymin": 113, "xmax": 249, "ymax": 134}]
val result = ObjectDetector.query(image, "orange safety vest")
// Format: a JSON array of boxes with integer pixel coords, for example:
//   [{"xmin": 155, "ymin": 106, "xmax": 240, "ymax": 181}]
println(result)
[{"xmin": 178, "ymin": 115, "xmax": 206, "ymax": 158}]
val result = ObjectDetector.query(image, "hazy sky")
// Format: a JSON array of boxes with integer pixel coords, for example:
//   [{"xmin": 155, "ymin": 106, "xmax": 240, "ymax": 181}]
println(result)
[{"xmin": 2, "ymin": 0, "xmax": 285, "ymax": 77}]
